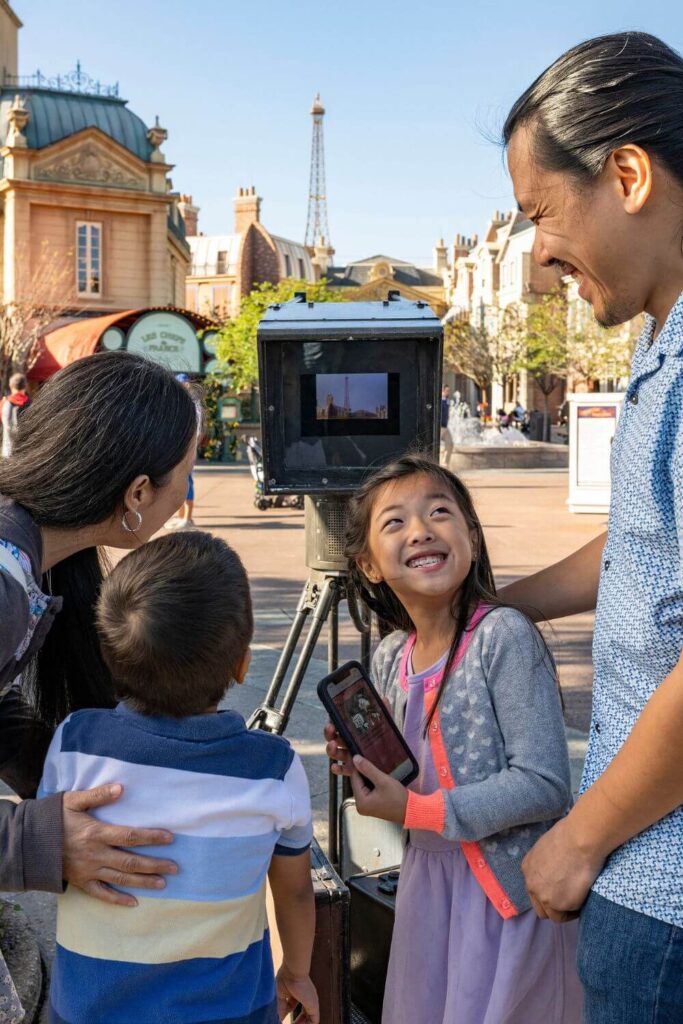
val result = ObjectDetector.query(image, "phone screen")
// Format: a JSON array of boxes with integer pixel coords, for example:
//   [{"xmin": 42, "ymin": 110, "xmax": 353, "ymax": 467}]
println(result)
[{"xmin": 328, "ymin": 666, "xmax": 414, "ymax": 780}]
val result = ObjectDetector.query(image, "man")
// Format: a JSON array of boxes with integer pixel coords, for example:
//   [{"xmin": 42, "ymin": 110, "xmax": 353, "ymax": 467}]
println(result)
[
  {"xmin": 501, "ymin": 31, "xmax": 683, "ymax": 1022},
  {"xmin": 1, "ymin": 374, "xmax": 31, "ymax": 457},
  {"xmin": 440, "ymin": 384, "xmax": 453, "ymax": 465}
]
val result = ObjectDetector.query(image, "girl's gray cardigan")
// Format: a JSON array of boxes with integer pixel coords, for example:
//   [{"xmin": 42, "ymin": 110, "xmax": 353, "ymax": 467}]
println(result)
[{"xmin": 372, "ymin": 606, "xmax": 572, "ymax": 917}]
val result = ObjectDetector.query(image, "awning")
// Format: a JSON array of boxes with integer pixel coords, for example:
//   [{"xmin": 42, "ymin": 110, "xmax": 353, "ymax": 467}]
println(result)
[{"xmin": 29, "ymin": 307, "xmax": 216, "ymax": 381}]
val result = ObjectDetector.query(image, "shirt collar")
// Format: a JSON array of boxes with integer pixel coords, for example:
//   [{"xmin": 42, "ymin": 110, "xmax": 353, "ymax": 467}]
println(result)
[
  {"xmin": 640, "ymin": 289, "xmax": 683, "ymax": 357},
  {"xmin": 114, "ymin": 701, "xmax": 247, "ymax": 741}
]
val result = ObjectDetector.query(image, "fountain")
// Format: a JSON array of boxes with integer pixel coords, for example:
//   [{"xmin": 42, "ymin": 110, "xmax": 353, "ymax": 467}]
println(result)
[{"xmin": 444, "ymin": 400, "xmax": 568, "ymax": 471}]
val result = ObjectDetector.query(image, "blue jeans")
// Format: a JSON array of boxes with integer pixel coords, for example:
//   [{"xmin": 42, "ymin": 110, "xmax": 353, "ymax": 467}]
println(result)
[{"xmin": 578, "ymin": 891, "xmax": 683, "ymax": 1023}]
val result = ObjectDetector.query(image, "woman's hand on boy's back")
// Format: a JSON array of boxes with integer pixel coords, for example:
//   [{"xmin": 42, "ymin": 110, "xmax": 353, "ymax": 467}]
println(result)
[
  {"xmin": 62, "ymin": 784, "xmax": 177, "ymax": 907},
  {"xmin": 350, "ymin": 756, "xmax": 408, "ymax": 825}
]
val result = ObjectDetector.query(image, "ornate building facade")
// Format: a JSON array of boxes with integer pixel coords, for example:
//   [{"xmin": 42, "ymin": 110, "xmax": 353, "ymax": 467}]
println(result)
[{"xmin": 0, "ymin": 2, "xmax": 189, "ymax": 323}]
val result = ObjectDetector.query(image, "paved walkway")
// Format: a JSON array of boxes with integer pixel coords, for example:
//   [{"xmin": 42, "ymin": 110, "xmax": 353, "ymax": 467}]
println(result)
[{"xmin": 2, "ymin": 463, "xmax": 603, "ymax": 1019}]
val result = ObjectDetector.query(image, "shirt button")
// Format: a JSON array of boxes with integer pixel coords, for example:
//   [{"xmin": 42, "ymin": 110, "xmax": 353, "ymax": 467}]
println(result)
[
  {"xmin": 604, "ymin": 560, "xmax": 610, "ymax": 571},
  {"xmin": 431, "ymin": 722, "xmax": 439, "ymax": 733},
  {"xmin": 630, "ymin": 392, "xmax": 639, "ymax": 405},
  {"xmin": 439, "ymin": 767, "xmax": 448, "ymax": 778},
  {"xmin": 501, "ymin": 899, "xmax": 511, "ymax": 910},
  {"xmin": 595, "ymin": 722, "xmax": 601, "ymax": 734},
  {"xmin": 477, "ymin": 857, "xmax": 486, "ymax": 868}
]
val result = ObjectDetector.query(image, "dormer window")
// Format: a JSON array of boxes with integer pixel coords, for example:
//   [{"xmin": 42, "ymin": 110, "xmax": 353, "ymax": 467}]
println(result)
[{"xmin": 76, "ymin": 222, "xmax": 102, "ymax": 296}]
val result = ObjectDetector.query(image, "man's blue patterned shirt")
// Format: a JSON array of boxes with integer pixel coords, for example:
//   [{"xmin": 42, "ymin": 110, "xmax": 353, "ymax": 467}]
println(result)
[{"xmin": 583, "ymin": 290, "xmax": 683, "ymax": 926}]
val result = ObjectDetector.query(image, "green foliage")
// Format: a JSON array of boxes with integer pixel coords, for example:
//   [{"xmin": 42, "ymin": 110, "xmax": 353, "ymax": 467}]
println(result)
[
  {"xmin": 215, "ymin": 279, "xmax": 342, "ymax": 392},
  {"xmin": 521, "ymin": 289, "xmax": 569, "ymax": 397}
]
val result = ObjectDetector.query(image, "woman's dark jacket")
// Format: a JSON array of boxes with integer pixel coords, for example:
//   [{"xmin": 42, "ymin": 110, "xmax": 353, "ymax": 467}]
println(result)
[{"xmin": 0, "ymin": 499, "xmax": 63, "ymax": 892}]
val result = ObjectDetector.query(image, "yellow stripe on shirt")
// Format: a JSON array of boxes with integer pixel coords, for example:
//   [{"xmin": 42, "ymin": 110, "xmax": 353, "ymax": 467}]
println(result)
[{"xmin": 56, "ymin": 883, "xmax": 267, "ymax": 964}]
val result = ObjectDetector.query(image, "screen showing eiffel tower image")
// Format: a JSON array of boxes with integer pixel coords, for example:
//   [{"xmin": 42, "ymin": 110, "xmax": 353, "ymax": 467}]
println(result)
[
  {"xmin": 315, "ymin": 373, "xmax": 388, "ymax": 421},
  {"xmin": 300, "ymin": 371, "xmax": 400, "ymax": 438}
]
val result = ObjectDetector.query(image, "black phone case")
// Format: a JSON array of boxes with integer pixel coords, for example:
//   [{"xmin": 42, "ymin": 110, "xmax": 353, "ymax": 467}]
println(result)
[{"xmin": 317, "ymin": 660, "xmax": 419, "ymax": 788}]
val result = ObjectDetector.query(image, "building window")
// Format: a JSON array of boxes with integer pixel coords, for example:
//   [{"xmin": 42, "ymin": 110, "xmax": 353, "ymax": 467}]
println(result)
[
  {"xmin": 284, "ymin": 254, "xmax": 292, "ymax": 277},
  {"xmin": 216, "ymin": 250, "xmax": 228, "ymax": 275},
  {"xmin": 298, "ymin": 258, "xmax": 305, "ymax": 278},
  {"xmin": 76, "ymin": 222, "xmax": 102, "ymax": 296}
]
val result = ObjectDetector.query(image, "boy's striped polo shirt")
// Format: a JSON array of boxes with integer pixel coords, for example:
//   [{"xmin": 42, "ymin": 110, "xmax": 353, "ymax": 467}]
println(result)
[{"xmin": 38, "ymin": 703, "xmax": 313, "ymax": 1024}]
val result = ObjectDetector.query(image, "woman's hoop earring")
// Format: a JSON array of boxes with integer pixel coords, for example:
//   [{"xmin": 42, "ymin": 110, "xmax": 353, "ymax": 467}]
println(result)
[{"xmin": 121, "ymin": 509, "xmax": 143, "ymax": 534}]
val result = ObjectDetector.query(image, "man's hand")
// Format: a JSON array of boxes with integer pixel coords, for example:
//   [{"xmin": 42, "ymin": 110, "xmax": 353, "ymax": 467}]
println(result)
[
  {"xmin": 62, "ymin": 784, "xmax": 177, "ymax": 907},
  {"xmin": 522, "ymin": 815, "xmax": 605, "ymax": 922},
  {"xmin": 276, "ymin": 966, "xmax": 319, "ymax": 1023},
  {"xmin": 350, "ymin": 756, "xmax": 408, "ymax": 824}
]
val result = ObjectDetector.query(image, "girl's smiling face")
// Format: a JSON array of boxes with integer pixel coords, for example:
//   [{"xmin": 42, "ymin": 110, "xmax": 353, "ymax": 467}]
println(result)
[{"xmin": 357, "ymin": 473, "xmax": 476, "ymax": 610}]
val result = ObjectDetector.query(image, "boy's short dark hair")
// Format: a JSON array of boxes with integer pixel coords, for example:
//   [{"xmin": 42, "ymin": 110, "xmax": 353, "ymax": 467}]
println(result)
[{"xmin": 96, "ymin": 531, "xmax": 253, "ymax": 716}]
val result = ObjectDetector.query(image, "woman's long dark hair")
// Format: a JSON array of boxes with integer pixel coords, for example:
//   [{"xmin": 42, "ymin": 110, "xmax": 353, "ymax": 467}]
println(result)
[
  {"xmin": 503, "ymin": 32, "xmax": 683, "ymax": 188},
  {"xmin": 0, "ymin": 351, "xmax": 198, "ymax": 735},
  {"xmin": 345, "ymin": 454, "xmax": 555, "ymax": 730}
]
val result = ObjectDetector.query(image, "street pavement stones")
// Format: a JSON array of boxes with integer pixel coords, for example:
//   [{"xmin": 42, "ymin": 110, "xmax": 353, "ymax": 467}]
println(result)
[{"xmin": 2, "ymin": 461, "xmax": 599, "ymax": 1018}]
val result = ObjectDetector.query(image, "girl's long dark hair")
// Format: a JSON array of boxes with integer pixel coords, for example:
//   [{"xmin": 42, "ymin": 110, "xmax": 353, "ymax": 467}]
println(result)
[
  {"xmin": 345, "ymin": 454, "xmax": 555, "ymax": 730},
  {"xmin": 0, "ymin": 351, "xmax": 198, "ymax": 739},
  {"xmin": 503, "ymin": 32, "xmax": 683, "ymax": 188}
]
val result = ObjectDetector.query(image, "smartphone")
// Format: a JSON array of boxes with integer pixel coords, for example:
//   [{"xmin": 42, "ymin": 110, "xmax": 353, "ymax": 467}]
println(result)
[{"xmin": 318, "ymin": 660, "xmax": 419, "ymax": 787}]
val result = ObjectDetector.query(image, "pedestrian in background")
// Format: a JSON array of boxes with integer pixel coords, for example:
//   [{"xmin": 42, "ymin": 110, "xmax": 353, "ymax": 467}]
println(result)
[
  {"xmin": 1, "ymin": 373, "xmax": 31, "ymax": 458},
  {"xmin": 502, "ymin": 31, "xmax": 683, "ymax": 1023},
  {"xmin": 440, "ymin": 383, "xmax": 453, "ymax": 466}
]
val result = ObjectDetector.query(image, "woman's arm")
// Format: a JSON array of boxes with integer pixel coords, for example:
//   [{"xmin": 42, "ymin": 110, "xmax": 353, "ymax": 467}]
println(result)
[{"xmin": 499, "ymin": 531, "xmax": 607, "ymax": 621}]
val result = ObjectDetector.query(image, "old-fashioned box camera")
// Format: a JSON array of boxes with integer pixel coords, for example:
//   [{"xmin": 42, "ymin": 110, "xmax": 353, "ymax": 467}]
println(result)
[{"xmin": 257, "ymin": 293, "xmax": 443, "ymax": 495}]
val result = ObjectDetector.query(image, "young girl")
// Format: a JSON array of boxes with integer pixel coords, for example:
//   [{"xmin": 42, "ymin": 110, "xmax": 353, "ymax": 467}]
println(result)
[{"xmin": 325, "ymin": 454, "xmax": 582, "ymax": 1023}]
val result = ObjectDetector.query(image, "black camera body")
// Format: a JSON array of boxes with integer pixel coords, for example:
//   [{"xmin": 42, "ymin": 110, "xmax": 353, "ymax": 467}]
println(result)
[{"xmin": 257, "ymin": 293, "xmax": 443, "ymax": 495}]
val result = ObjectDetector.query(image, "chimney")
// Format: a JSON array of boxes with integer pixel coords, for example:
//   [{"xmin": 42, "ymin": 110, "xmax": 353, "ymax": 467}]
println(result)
[
  {"xmin": 452, "ymin": 233, "xmax": 475, "ymax": 261},
  {"xmin": 434, "ymin": 237, "xmax": 448, "ymax": 274},
  {"xmin": 178, "ymin": 194, "xmax": 199, "ymax": 236},
  {"xmin": 234, "ymin": 185, "xmax": 261, "ymax": 234}
]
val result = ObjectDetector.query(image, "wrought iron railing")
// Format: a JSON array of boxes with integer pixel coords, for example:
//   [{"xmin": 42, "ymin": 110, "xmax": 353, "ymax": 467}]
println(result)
[{"xmin": 3, "ymin": 62, "xmax": 119, "ymax": 98}]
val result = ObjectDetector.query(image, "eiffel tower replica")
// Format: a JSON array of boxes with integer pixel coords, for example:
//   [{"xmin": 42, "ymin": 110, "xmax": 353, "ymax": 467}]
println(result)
[{"xmin": 305, "ymin": 94, "xmax": 335, "ymax": 276}]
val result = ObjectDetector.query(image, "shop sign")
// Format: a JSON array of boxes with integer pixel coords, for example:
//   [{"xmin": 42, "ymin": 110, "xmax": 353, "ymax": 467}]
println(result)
[{"xmin": 126, "ymin": 311, "xmax": 201, "ymax": 373}]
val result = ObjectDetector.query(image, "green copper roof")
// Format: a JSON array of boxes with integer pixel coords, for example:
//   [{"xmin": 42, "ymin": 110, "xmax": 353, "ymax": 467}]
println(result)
[{"xmin": 0, "ymin": 88, "xmax": 153, "ymax": 161}]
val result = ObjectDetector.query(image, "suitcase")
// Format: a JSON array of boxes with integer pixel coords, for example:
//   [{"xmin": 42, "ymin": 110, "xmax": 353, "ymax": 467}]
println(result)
[
  {"xmin": 310, "ymin": 837, "xmax": 352, "ymax": 1024},
  {"xmin": 348, "ymin": 869, "xmax": 399, "ymax": 1024},
  {"xmin": 339, "ymin": 797, "xmax": 404, "ymax": 880}
]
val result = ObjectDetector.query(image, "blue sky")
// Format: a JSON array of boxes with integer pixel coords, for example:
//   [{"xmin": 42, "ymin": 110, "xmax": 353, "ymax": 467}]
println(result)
[{"xmin": 17, "ymin": 1, "xmax": 683, "ymax": 266}]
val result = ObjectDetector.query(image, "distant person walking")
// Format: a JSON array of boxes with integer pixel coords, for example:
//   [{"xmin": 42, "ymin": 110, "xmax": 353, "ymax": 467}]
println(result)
[
  {"xmin": 502, "ymin": 31, "xmax": 683, "ymax": 1023},
  {"xmin": 1, "ymin": 374, "xmax": 31, "ymax": 458},
  {"xmin": 440, "ymin": 384, "xmax": 453, "ymax": 466}
]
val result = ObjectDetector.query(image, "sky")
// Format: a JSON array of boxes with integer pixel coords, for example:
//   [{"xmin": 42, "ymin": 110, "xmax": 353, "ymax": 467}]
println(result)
[{"xmin": 16, "ymin": 0, "xmax": 683, "ymax": 267}]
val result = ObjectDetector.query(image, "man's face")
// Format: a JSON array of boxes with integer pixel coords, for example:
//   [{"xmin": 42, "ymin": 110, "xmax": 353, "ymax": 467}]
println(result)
[
  {"xmin": 443, "ymin": 387, "xmax": 450, "ymax": 398},
  {"xmin": 507, "ymin": 124, "xmax": 648, "ymax": 328}
]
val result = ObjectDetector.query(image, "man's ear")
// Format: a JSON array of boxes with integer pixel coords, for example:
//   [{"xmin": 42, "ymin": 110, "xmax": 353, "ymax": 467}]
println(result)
[
  {"xmin": 233, "ymin": 648, "xmax": 252, "ymax": 686},
  {"xmin": 357, "ymin": 556, "xmax": 383, "ymax": 584}
]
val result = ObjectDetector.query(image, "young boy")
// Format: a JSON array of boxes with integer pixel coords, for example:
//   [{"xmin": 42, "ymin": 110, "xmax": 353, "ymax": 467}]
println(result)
[{"xmin": 39, "ymin": 531, "xmax": 319, "ymax": 1024}]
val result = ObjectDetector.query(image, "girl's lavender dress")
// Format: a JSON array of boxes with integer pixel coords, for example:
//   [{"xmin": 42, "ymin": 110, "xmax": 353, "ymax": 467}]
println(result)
[{"xmin": 382, "ymin": 651, "xmax": 583, "ymax": 1024}]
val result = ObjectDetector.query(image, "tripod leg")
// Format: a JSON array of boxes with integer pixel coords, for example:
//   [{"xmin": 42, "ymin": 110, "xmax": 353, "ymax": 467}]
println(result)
[
  {"xmin": 327, "ymin": 596, "xmax": 340, "ymax": 866},
  {"xmin": 246, "ymin": 580, "xmax": 312, "ymax": 732},
  {"xmin": 275, "ymin": 576, "xmax": 339, "ymax": 734}
]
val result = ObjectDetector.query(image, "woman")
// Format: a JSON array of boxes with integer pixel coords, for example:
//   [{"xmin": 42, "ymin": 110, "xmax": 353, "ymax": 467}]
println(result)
[
  {"xmin": 0, "ymin": 351, "xmax": 198, "ymax": 915},
  {"xmin": 502, "ymin": 31, "xmax": 683, "ymax": 1023}
]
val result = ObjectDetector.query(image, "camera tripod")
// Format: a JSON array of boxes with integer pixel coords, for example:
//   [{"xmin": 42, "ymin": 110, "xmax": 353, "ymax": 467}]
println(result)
[{"xmin": 247, "ymin": 497, "xmax": 372, "ymax": 864}]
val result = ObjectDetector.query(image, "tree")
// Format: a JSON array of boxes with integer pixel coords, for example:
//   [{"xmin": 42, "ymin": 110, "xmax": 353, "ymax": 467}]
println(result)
[
  {"xmin": 568, "ymin": 315, "xmax": 642, "ymax": 389},
  {"xmin": 444, "ymin": 303, "xmax": 526, "ymax": 411},
  {"xmin": 214, "ymin": 278, "xmax": 342, "ymax": 393},
  {"xmin": 521, "ymin": 289, "xmax": 569, "ymax": 440},
  {"xmin": 443, "ymin": 316, "xmax": 493, "ymax": 398},
  {"xmin": 0, "ymin": 241, "xmax": 75, "ymax": 392}
]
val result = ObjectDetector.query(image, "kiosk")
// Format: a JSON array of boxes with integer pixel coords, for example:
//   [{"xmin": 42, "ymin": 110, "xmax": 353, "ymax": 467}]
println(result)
[{"xmin": 567, "ymin": 392, "xmax": 624, "ymax": 514}]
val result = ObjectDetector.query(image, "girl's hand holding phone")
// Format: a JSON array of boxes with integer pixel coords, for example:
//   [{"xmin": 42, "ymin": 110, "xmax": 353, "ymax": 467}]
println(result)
[
  {"xmin": 324, "ymin": 723, "xmax": 408, "ymax": 823},
  {"xmin": 349, "ymin": 754, "xmax": 409, "ymax": 824},
  {"xmin": 324, "ymin": 722, "xmax": 353, "ymax": 776}
]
